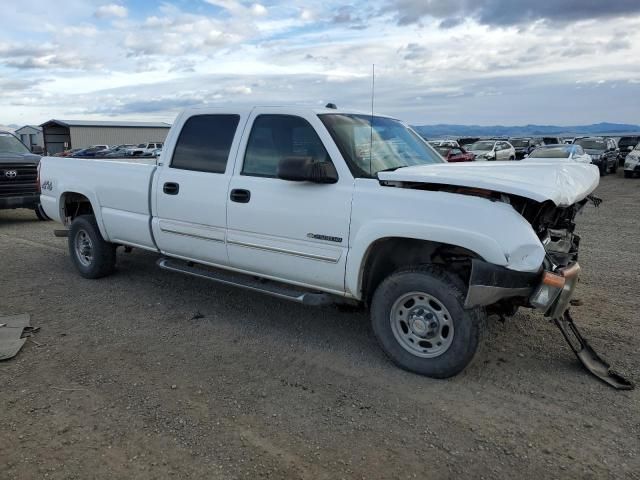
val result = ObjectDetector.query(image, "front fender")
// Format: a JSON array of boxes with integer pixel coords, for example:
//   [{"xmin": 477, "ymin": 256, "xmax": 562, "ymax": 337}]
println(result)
[
  {"xmin": 345, "ymin": 222, "xmax": 507, "ymax": 298},
  {"xmin": 346, "ymin": 182, "xmax": 546, "ymax": 298}
]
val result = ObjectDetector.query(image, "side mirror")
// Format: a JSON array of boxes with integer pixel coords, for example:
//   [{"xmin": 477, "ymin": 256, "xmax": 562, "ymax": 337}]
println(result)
[
  {"xmin": 277, "ymin": 156, "xmax": 338, "ymax": 184},
  {"xmin": 628, "ymin": 146, "xmax": 634, "ymax": 151}
]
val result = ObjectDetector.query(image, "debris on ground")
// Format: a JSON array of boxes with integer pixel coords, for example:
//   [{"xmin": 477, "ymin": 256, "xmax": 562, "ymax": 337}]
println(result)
[{"xmin": 0, "ymin": 314, "xmax": 34, "ymax": 361}]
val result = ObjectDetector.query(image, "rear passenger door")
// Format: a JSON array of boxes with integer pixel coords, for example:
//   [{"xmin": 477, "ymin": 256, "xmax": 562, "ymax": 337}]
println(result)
[{"xmin": 152, "ymin": 111, "xmax": 246, "ymax": 266}]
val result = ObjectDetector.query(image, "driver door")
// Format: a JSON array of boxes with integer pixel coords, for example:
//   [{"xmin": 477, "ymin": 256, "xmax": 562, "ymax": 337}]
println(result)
[{"xmin": 226, "ymin": 108, "xmax": 354, "ymax": 293}]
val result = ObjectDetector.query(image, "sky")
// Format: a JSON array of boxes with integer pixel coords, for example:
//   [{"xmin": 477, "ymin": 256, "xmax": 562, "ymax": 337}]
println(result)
[{"xmin": 1, "ymin": 0, "xmax": 640, "ymax": 127}]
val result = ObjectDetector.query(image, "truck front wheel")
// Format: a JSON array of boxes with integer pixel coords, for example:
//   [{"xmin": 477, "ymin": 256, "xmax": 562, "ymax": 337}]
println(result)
[
  {"xmin": 371, "ymin": 267, "xmax": 485, "ymax": 378},
  {"xmin": 68, "ymin": 215, "xmax": 116, "ymax": 279}
]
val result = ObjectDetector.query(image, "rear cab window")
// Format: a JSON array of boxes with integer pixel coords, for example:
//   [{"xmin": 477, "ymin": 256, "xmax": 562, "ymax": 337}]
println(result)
[{"xmin": 170, "ymin": 114, "xmax": 240, "ymax": 173}]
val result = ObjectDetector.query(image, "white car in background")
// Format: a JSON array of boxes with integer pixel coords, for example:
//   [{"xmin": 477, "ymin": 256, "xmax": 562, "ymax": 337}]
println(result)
[
  {"xmin": 623, "ymin": 143, "xmax": 640, "ymax": 178},
  {"xmin": 468, "ymin": 140, "xmax": 516, "ymax": 161},
  {"xmin": 523, "ymin": 144, "xmax": 592, "ymax": 164},
  {"xmin": 126, "ymin": 142, "xmax": 164, "ymax": 156}
]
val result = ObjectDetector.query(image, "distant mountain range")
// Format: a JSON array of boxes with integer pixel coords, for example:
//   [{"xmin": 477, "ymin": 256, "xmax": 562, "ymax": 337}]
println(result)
[{"xmin": 412, "ymin": 122, "xmax": 640, "ymax": 139}]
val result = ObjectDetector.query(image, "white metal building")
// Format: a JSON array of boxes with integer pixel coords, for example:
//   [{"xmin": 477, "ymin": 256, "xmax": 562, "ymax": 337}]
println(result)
[
  {"xmin": 15, "ymin": 125, "xmax": 44, "ymax": 152},
  {"xmin": 40, "ymin": 120, "xmax": 171, "ymax": 154}
]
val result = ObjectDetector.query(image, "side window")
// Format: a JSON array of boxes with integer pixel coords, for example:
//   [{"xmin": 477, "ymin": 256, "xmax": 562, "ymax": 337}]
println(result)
[
  {"xmin": 242, "ymin": 115, "xmax": 331, "ymax": 178},
  {"xmin": 171, "ymin": 114, "xmax": 240, "ymax": 173},
  {"xmin": 450, "ymin": 148, "xmax": 462, "ymax": 155}
]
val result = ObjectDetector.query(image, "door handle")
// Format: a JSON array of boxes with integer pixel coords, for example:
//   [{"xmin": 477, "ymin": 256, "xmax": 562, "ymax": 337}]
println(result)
[
  {"xmin": 230, "ymin": 189, "xmax": 251, "ymax": 203},
  {"xmin": 163, "ymin": 182, "xmax": 179, "ymax": 195}
]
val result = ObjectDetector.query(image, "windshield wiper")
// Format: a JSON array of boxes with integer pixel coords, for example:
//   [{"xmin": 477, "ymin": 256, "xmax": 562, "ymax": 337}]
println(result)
[{"xmin": 377, "ymin": 165, "xmax": 407, "ymax": 174}]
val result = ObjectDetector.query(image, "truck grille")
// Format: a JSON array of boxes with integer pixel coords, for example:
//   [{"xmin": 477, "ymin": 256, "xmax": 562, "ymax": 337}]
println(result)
[{"xmin": 0, "ymin": 163, "xmax": 38, "ymax": 197}]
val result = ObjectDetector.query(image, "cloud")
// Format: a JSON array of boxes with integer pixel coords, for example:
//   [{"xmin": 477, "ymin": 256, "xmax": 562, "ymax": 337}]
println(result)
[
  {"xmin": 95, "ymin": 4, "xmax": 128, "ymax": 19},
  {"xmin": 385, "ymin": 0, "xmax": 640, "ymax": 26}
]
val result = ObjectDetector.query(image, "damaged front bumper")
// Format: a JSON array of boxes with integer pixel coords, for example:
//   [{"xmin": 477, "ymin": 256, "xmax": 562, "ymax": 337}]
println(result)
[
  {"xmin": 465, "ymin": 259, "xmax": 581, "ymax": 318},
  {"xmin": 464, "ymin": 259, "xmax": 579, "ymax": 318},
  {"xmin": 465, "ymin": 259, "xmax": 634, "ymax": 390}
]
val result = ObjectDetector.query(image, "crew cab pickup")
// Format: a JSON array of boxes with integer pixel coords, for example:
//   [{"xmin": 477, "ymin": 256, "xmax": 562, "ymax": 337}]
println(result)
[{"xmin": 39, "ymin": 106, "xmax": 600, "ymax": 379}]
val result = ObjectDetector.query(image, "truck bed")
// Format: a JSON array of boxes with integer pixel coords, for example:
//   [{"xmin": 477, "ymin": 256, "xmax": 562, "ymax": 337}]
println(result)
[{"xmin": 40, "ymin": 156, "xmax": 158, "ymax": 250}]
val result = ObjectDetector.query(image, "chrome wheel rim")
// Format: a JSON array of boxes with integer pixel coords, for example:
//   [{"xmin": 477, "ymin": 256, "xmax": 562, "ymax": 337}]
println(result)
[
  {"xmin": 390, "ymin": 292, "xmax": 454, "ymax": 358},
  {"xmin": 74, "ymin": 229, "xmax": 93, "ymax": 267}
]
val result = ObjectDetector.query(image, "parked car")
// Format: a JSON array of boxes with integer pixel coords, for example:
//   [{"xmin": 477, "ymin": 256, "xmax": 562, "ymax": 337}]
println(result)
[
  {"xmin": 429, "ymin": 140, "xmax": 460, "ymax": 148},
  {"xmin": 54, "ymin": 148, "xmax": 83, "ymax": 157},
  {"xmin": 72, "ymin": 145, "xmax": 110, "ymax": 157},
  {"xmin": 573, "ymin": 137, "xmax": 618, "ymax": 175},
  {"xmin": 508, "ymin": 137, "xmax": 542, "ymax": 159},
  {"xmin": 467, "ymin": 140, "xmax": 516, "ymax": 161},
  {"xmin": 623, "ymin": 142, "xmax": 640, "ymax": 178},
  {"xmin": 0, "ymin": 130, "xmax": 48, "ymax": 220},
  {"xmin": 542, "ymin": 137, "xmax": 562, "ymax": 145},
  {"xmin": 96, "ymin": 144, "xmax": 136, "ymax": 157},
  {"xmin": 126, "ymin": 142, "xmax": 164, "ymax": 156},
  {"xmin": 142, "ymin": 147, "xmax": 163, "ymax": 158},
  {"xmin": 617, "ymin": 136, "xmax": 640, "ymax": 164},
  {"xmin": 433, "ymin": 145, "xmax": 475, "ymax": 162},
  {"xmin": 457, "ymin": 137, "xmax": 480, "ymax": 148},
  {"xmin": 523, "ymin": 144, "xmax": 592, "ymax": 164},
  {"xmin": 39, "ymin": 105, "xmax": 600, "ymax": 380}
]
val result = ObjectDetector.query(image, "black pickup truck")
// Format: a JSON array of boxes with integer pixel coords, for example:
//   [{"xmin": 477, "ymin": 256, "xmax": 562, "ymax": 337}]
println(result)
[{"xmin": 0, "ymin": 131, "xmax": 48, "ymax": 220}]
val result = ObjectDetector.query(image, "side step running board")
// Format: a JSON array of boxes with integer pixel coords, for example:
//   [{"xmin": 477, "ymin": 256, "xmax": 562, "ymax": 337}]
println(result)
[{"xmin": 157, "ymin": 258, "xmax": 334, "ymax": 307}]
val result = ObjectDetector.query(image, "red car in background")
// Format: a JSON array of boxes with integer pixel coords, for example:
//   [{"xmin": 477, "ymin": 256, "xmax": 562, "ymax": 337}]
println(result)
[{"xmin": 433, "ymin": 145, "xmax": 475, "ymax": 162}]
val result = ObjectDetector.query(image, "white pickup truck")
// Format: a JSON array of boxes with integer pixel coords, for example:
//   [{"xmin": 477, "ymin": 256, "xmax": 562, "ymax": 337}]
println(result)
[{"xmin": 39, "ymin": 105, "xmax": 607, "ymax": 381}]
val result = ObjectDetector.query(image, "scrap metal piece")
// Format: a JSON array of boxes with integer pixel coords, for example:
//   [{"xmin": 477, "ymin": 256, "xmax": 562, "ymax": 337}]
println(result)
[
  {"xmin": 554, "ymin": 310, "xmax": 633, "ymax": 390},
  {"xmin": 0, "ymin": 314, "xmax": 31, "ymax": 360}
]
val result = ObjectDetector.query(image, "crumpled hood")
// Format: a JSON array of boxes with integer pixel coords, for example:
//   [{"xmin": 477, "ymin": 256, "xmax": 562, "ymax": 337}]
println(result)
[
  {"xmin": 0, "ymin": 152, "xmax": 41, "ymax": 164},
  {"xmin": 377, "ymin": 161, "xmax": 599, "ymax": 207}
]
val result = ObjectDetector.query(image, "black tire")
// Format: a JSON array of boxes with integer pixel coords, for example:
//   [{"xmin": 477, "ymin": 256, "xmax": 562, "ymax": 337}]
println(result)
[
  {"xmin": 34, "ymin": 203, "xmax": 50, "ymax": 221},
  {"xmin": 370, "ymin": 266, "xmax": 485, "ymax": 379},
  {"xmin": 509, "ymin": 156, "xmax": 515, "ymax": 161},
  {"xmin": 624, "ymin": 171, "xmax": 633, "ymax": 178},
  {"xmin": 68, "ymin": 215, "xmax": 116, "ymax": 279},
  {"xmin": 600, "ymin": 163, "xmax": 607, "ymax": 176},
  {"xmin": 611, "ymin": 161, "xmax": 618, "ymax": 174}
]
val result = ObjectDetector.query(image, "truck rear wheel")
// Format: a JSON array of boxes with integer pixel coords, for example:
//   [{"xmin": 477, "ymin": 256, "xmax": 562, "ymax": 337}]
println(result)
[
  {"xmin": 371, "ymin": 266, "xmax": 485, "ymax": 378},
  {"xmin": 68, "ymin": 215, "xmax": 116, "ymax": 279}
]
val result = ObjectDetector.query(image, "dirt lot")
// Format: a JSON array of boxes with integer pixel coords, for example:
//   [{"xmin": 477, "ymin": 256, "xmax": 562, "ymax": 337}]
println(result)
[{"xmin": 1, "ymin": 172, "xmax": 639, "ymax": 479}]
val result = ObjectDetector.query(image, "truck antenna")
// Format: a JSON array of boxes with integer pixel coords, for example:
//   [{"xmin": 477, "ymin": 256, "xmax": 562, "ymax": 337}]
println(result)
[{"xmin": 369, "ymin": 64, "xmax": 375, "ymax": 177}]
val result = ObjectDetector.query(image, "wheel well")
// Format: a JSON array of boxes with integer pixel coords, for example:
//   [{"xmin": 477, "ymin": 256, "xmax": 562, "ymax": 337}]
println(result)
[
  {"xmin": 360, "ymin": 238, "xmax": 479, "ymax": 305},
  {"xmin": 61, "ymin": 192, "xmax": 94, "ymax": 224}
]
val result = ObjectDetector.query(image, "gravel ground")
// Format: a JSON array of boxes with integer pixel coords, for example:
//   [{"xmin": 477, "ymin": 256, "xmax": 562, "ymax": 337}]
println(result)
[{"xmin": 1, "ymin": 172, "xmax": 639, "ymax": 479}]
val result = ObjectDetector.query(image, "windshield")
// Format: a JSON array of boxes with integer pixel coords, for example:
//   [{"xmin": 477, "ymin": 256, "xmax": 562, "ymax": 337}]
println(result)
[
  {"xmin": 509, "ymin": 139, "xmax": 530, "ymax": 147},
  {"xmin": 529, "ymin": 147, "xmax": 571, "ymax": 159},
  {"xmin": 319, "ymin": 114, "xmax": 443, "ymax": 177},
  {"xmin": 575, "ymin": 139, "xmax": 605, "ymax": 150},
  {"xmin": 0, "ymin": 133, "xmax": 30, "ymax": 154},
  {"xmin": 469, "ymin": 141, "xmax": 494, "ymax": 151},
  {"xmin": 618, "ymin": 137, "xmax": 639, "ymax": 148}
]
